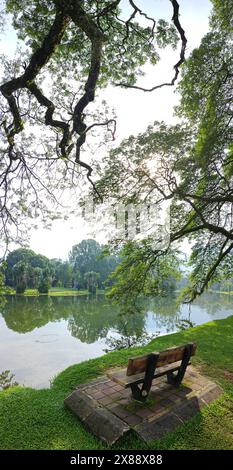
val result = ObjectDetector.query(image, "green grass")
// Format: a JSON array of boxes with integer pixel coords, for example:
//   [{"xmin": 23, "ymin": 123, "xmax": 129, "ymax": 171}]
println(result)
[
  {"xmin": 24, "ymin": 289, "xmax": 40, "ymax": 296},
  {"xmin": 1, "ymin": 316, "xmax": 233, "ymax": 449},
  {"xmin": 48, "ymin": 288, "xmax": 88, "ymax": 296},
  {"xmin": 209, "ymin": 289, "xmax": 233, "ymax": 295},
  {"xmin": 7, "ymin": 288, "xmax": 105, "ymax": 297}
]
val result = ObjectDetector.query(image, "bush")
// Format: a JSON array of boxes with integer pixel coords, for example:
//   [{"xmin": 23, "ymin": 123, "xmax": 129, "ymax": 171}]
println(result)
[
  {"xmin": 16, "ymin": 283, "xmax": 26, "ymax": 294},
  {"xmin": 38, "ymin": 278, "xmax": 49, "ymax": 294}
]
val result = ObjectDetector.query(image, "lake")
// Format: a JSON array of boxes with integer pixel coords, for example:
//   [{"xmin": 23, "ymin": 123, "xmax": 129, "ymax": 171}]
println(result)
[{"xmin": 0, "ymin": 292, "xmax": 232, "ymax": 388}]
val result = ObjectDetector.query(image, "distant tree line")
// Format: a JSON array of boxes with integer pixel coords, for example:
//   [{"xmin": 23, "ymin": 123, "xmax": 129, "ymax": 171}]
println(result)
[
  {"xmin": 4, "ymin": 239, "xmax": 119, "ymax": 294},
  {"xmin": 211, "ymin": 279, "xmax": 233, "ymax": 294}
]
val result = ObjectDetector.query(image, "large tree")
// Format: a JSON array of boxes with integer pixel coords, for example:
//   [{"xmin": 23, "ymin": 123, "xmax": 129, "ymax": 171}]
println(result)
[
  {"xmin": 69, "ymin": 238, "xmax": 118, "ymax": 287},
  {"xmin": 5, "ymin": 247, "xmax": 51, "ymax": 291},
  {"xmin": 93, "ymin": 0, "xmax": 233, "ymax": 302},
  {"xmin": 0, "ymin": 0, "xmax": 186, "ymax": 247}
]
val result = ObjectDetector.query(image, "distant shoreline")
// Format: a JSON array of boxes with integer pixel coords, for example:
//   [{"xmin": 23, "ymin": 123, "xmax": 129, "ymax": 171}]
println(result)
[{"xmin": 4, "ymin": 288, "xmax": 106, "ymax": 297}]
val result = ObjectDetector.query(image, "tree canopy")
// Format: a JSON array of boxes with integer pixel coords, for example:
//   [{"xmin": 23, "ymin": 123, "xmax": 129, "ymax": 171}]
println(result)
[
  {"xmin": 5, "ymin": 247, "xmax": 51, "ymax": 292},
  {"xmin": 4, "ymin": 239, "xmax": 119, "ymax": 293},
  {"xmin": 69, "ymin": 238, "xmax": 118, "ymax": 288},
  {"xmin": 0, "ymin": 1, "xmax": 232, "ymax": 303},
  {"xmin": 93, "ymin": 0, "xmax": 233, "ymax": 302},
  {"xmin": 0, "ymin": 0, "xmax": 185, "ymax": 246}
]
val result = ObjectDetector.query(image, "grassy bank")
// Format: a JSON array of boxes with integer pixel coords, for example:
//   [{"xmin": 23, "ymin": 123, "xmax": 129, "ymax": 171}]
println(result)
[
  {"xmin": 6, "ymin": 287, "xmax": 105, "ymax": 297},
  {"xmin": 209, "ymin": 289, "xmax": 233, "ymax": 295},
  {"xmin": 1, "ymin": 316, "xmax": 233, "ymax": 449}
]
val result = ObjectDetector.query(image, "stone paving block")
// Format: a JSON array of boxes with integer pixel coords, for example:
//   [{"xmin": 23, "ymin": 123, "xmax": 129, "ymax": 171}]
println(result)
[
  {"xmin": 188, "ymin": 371, "xmax": 200, "ymax": 378},
  {"xmin": 147, "ymin": 410, "xmax": 166, "ymax": 421},
  {"xmin": 158, "ymin": 389, "xmax": 172, "ymax": 398},
  {"xmin": 172, "ymin": 396, "xmax": 203, "ymax": 423},
  {"xmin": 153, "ymin": 392, "xmax": 164, "ymax": 400},
  {"xmin": 189, "ymin": 382, "xmax": 202, "ymax": 391},
  {"xmin": 201, "ymin": 385, "xmax": 222, "ymax": 405},
  {"xmin": 168, "ymin": 394, "xmax": 181, "ymax": 403},
  {"xmin": 84, "ymin": 407, "xmax": 130, "ymax": 445},
  {"xmin": 118, "ymin": 398, "xmax": 131, "ymax": 406},
  {"xmin": 76, "ymin": 376, "xmax": 109, "ymax": 390},
  {"xmin": 123, "ymin": 400, "xmax": 143, "ymax": 411},
  {"xmin": 135, "ymin": 412, "xmax": 182, "ymax": 442},
  {"xmin": 109, "ymin": 404, "xmax": 132, "ymax": 419},
  {"xmin": 109, "ymin": 391, "xmax": 122, "ymax": 399},
  {"xmin": 124, "ymin": 415, "xmax": 143, "ymax": 427},
  {"xmin": 120, "ymin": 389, "xmax": 131, "ymax": 397},
  {"xmin": 64, "ymin": 390, "xmax": 99, "ymax": 421},
  {"xmin": 113, "ymin": 384, "xmax": 124, "ymax": 391},
  {"xmin": 100, "ymin": 386, "xmax": 114, "ymax": 393},
  {"xmin": 98, "ymin": 396, "xmax": 114, "ymax": 406},
  {"xmin": 91, "ymin": 391, "xmax": 106, "ymax": 400},
  {"xmin": 136, "ymin": 408, "xmax": 154, "ymax": 419},
  {"xmin": 148, "ymin": 404, "xmax": 166, "ymax": 415},
  {"xmin": 176, "ymin": 386, "xmax": 192, "ymax": 397},
  {"xmin": 196, "ymin": 397, "xmax": 207, "ymax": 409},
  {"xmin": 159, "ymin": 397, "xmax": 174, "ymax": 408}
]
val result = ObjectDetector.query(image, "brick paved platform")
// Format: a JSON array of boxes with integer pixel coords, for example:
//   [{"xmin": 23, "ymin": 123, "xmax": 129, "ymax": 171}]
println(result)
[{"xmin": 64, "ymin": 366, "xmax": 222, "ymax": 445}]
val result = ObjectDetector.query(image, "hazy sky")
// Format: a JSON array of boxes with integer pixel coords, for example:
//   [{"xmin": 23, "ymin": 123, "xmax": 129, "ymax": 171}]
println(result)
[{"xmin": 0, "ymin": 0, "xmax": 212, "ymax": 259}]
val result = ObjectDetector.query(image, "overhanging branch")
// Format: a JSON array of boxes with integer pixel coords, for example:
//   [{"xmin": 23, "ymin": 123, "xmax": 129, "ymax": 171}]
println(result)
[{"xmin": 114, "ymin": 0, "xmax": 187, "ymax": 92}]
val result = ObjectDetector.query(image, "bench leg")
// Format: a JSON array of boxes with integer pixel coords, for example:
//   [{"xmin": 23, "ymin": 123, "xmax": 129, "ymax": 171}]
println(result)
[
  {"xmin": 130, "ymin": 353, "xmax": 159, "ymax": 402},
  {"xmin": 130, "ymin": 384, "xmax": 148, "ymax": 403},
  {"xmin": 166, "ymin": 344, "xmax": 192, "ymax": 387}
]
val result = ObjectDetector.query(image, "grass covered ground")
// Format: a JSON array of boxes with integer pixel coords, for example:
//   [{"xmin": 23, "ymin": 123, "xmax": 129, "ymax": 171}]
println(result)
[
  {"xmin": 8, "ymin": 287, "xmax": 105, "ymax": 297},
  {"xmin": 1, "ymin": 316, "xmax": 233, "ymax": 450},
  {"xmin": 210, "ymin": 290, "xmax": 233, "ymax": 295}
]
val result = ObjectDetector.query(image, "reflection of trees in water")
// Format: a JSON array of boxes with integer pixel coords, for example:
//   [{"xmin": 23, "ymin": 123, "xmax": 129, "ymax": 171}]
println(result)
[
  {"xmin": 1, "ymin": 294, "xmax": 182, "ymax": 342},
  {"xmin": 1, "ymin": 292, "xmax": 231, "ymax": 345},
  {"xmin": 67, "ymin": 297, "xmax": 119, "ymax": 343},
  {"xmin": 1, "ymin": 296, "xmax": 58, "ymax": 333},
  {"xmin": 175, "ymin": 304, "xmax": 196, "ymax": 331},
  {"xmin": 194, "ymin": 292, "xmax": 233, "ymax": 316},
  {"xmin": 2, "ymin": 296, "xmax": 118, "ymax": 340},
  {"xmin": 145, "ymin": 295, "xmax": 182, "ymax": 333},
  {"xmin": 0, "ymin": 370, "xmax": 18, "ymax": 390},
  {"xmin": 104, "ymin": 331, "xmax": 157, "ymax": 352},
  {"xmin": 102, "ymin": 297, "xmax": 181, "ymax": 351},
  {"xmin": 67, "ymin": 299, "xmax": 148, "ymax": 344},
  {"xmin": 104, "ymin": 310, "xmax": 157, "ymax": 351},
  {"xmin": 1, "ymin": 296, "xmax": 147, "ymax": 344},
  {"xmin": 104, "ymin": 309, "xmax": 148, "ymax": 351}
]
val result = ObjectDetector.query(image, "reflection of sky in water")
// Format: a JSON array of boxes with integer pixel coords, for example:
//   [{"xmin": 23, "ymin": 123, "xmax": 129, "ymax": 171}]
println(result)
[
  {"xmin": 0, "ymin": 317, "xmax": 105, "ymax": 389},
  {"xmin": 146, "ymin": 298, "xmax": 233, "ymax": 335},
  {"xmin": 0, "ymin": 293, "xmax": 232, "ymax": 388}
]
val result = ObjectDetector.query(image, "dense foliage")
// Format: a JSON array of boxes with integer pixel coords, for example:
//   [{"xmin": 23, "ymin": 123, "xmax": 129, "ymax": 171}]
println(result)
[
  {"xmin": 5, "ymin": 248, "xmax": 51, "ymax": 293},
  {"xmin": 4, "ymin": 239, "xmax": 119, "ymax": 293},
  {"xmin": 0, "ymin": 1, "xmax": 232, "ymax": 303},
  {"xmin": 107, "ymin": 240, "xmax": 181, "ymax": 306},
  {"xmin": 93, "ymin": 0, "xmax": 233, "ymax": 302},
  {"xmin": 0, "ymin": 0, "xmax": 184, "ymax": 246}
]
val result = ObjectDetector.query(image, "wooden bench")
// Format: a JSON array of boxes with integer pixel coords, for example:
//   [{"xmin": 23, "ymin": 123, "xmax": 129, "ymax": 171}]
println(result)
[{"xmin": 107, "ymin": 342, "xmax": 197, "ymax": 402}]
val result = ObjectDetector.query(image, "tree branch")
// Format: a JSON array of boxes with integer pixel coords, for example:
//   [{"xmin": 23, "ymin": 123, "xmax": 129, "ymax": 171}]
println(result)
[{"xmin": 115, "ymin": 0, "xmax": 187, "ymax": 92}]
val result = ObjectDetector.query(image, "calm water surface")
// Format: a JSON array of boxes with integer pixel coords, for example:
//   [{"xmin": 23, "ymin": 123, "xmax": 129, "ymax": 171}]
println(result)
[{"xmin": 0, "ymin": 293, "xmax": 232, "ymax": 388}]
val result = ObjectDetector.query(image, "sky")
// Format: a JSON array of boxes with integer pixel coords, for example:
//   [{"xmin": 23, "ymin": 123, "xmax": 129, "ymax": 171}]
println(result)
[{"xmin": 0, "ymin": 0, "xmax": 213, "ymax": 259}]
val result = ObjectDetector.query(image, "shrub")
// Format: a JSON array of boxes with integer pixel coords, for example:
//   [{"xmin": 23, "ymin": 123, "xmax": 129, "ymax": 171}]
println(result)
[
  {"xmin": 16, "ymin": 283, "xmax": 26, "ymax": 294},
  {"xmin": 38, "ymin": 278, "xmax": 49, "ymax": 294}
]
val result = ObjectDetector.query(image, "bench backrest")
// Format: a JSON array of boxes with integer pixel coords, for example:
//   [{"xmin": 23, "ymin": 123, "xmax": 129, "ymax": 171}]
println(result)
[{"xmin": 126, "ymin": 343, "xmax": 197, "ymax": 376}]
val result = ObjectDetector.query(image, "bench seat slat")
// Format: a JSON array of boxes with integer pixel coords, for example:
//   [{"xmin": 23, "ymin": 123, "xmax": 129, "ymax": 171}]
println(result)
[
  {"xmin": 127, "ymin": 343, "xmax": 197, "ymax": 376},
  {"xmin": 107, "ymin": 361, "xmax": 191, "ymax": 388}
]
